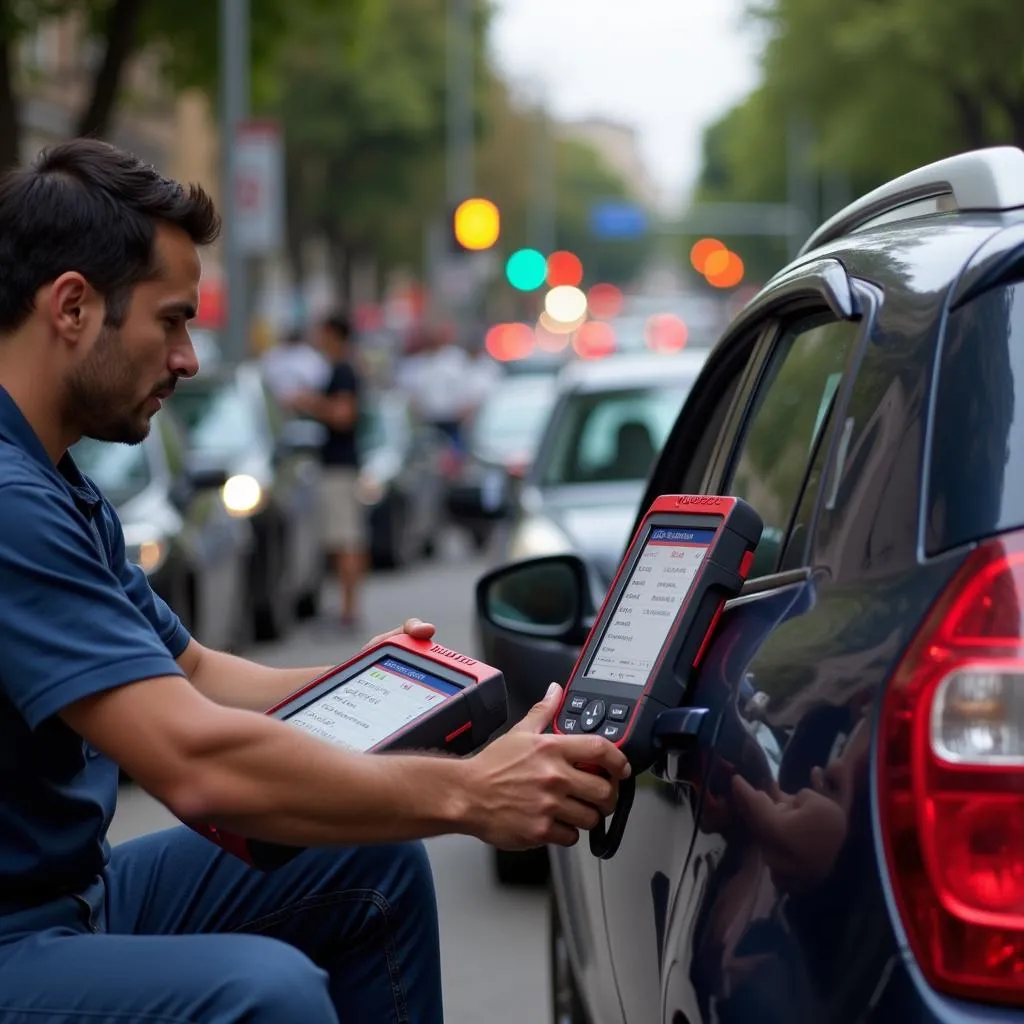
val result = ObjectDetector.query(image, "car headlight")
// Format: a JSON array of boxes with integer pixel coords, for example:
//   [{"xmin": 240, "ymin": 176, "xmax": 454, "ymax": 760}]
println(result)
[
  {"xmin": 122, "ymin": 523, "xmax": 169, "ymax": 576},
  {"xmin": 221, "ymin": 474, "xmax": 264, "ymax": 517},
  {"xmin": 507, "ymin": 516, "xmax": 573, "ymax": 560}
]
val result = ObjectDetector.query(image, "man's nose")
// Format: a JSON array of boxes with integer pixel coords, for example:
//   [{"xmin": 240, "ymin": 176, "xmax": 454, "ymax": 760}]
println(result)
[{"xmin": 170, "ymin": 335, "xmax": 200, "ymax": 379}]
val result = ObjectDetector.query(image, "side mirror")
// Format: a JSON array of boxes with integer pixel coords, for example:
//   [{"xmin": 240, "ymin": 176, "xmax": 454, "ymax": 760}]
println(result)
[{"xmin": 475, "ymin": 554, "xmax": 596, "ymax": 646}]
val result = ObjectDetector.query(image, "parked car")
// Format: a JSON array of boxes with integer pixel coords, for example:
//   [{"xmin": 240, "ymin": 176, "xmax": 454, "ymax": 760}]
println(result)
[
  {"xmin": 446, "ymin": 374, "xmax": 558, "ymax": 550},
  {"xmin": 475, "ymin": 146, "xmax": 1024, "ymax": 1022},
  {"xmin": 503, "ymin": 352, "xmax": 709, "ymax": 584},
  {"xmin": 356, "ymin": 389, "xmax": 449, "ymax": 569},
  {"xmin": 169, "ymin": 362, "xmax": 324, "ymax": 641},
  {"xmin": 70, "ymin": 409, "xmax": 253, "ymax": 652}
]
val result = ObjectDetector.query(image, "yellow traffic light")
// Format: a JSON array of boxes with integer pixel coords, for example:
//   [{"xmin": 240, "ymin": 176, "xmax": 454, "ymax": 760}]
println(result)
[{"xmin": 453, "ymin": 198, "xmax": 500, "ymax": 251}]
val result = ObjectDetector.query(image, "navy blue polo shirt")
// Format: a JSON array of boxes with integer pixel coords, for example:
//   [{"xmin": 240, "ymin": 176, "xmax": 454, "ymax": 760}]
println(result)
[{"xmin": 0, "ymin": 387, "xmax": 191, "ymax": 909}]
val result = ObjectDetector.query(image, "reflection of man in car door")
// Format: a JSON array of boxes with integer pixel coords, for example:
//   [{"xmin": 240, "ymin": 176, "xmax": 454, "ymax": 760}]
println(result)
[{"xmin": 287, "ymin": 314, "xmax": 367, "ymax": 630}]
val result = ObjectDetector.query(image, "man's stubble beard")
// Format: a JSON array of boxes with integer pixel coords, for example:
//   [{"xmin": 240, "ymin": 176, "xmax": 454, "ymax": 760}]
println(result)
[{"xmin": 64, "ymin": 322, "xmax": 152, "ymax": 445}]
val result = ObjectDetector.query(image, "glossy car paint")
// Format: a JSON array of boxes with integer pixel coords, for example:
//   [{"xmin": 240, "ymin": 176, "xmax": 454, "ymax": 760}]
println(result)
[{"xmin": 478, "ymin": 211, "xmax": 1024, "ymax": 1022}]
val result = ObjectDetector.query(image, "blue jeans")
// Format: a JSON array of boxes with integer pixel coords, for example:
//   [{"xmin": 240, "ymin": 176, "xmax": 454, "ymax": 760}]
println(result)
[{"xmin": 0, "ymin": 826, "xmax": 443, "ymax": 1023}]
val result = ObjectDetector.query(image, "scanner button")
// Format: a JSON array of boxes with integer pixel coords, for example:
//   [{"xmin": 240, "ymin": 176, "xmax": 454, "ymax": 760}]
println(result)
[
  {"xmin": 600, "ymin": 723, "xmax": 623, "ymax": 741},
  {"xmin": 581, "ymin": 700, "xmax": 606, "ymax": 732},
  {"xmin": 568, "ymin": 694, "xmax": 588, "ymax": 713},
  {"xmin": 608, "ymin": 703, "xmax": 630, "ymax": 722},
  {"xmin": 559, "ymin": 715, "xmax": 581, "ymax": 734}
]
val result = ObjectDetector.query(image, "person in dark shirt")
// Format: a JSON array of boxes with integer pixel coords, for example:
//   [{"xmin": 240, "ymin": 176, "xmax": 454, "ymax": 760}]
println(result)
[{"xmin": 288, "ymin": 313, "xmax": 366, "ymax": 628}]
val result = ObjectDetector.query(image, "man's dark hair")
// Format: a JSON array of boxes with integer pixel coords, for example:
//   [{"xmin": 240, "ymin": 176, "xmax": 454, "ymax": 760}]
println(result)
[
  {"xmin": 321, "ymin": 312, "xmax": 353, "ymax": 342},
  {"xmin": 0, "ymin": 137, "xmax": 221, "ymax": 332}
]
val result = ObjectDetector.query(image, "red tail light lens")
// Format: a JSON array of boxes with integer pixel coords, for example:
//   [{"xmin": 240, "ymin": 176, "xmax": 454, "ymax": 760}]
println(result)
[{"xmin": 879, "ymin": 531, "xmax": 1024, "ymax": 1005}]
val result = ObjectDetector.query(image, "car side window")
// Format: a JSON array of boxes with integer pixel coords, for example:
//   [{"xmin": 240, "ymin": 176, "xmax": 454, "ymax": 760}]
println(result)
[{"xmin": 723, "ymin": 314, "xmax": 860, "ymax": 578}]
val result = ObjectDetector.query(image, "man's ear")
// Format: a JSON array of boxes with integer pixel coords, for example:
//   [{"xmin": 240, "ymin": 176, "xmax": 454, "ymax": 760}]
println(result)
[{"xmin": 48, "ymin": 271, "xmax": 102, "ymax": 347}]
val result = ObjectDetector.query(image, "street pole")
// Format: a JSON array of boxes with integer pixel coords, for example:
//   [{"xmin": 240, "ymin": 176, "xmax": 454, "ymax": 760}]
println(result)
[
  {"xmin": 219, "ymin": 0, "xmax": 250, "ymax": 366},
  {"xmin": 528, "ymin": 99, "xmax": 556, "ymax": 256},
  {"xmin": 444, "ymin": 0, "xmax": 474, "ymax": 342},
  {"xmin": 445, "ymin": 0, "xmax": 473, "ymax": 203}
]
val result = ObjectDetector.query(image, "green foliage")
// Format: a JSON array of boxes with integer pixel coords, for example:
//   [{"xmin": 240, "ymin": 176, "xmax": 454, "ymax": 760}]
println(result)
[
  {"xmin": 690, "ymin": 0, "xmax": 1024, "ymax": 280},
  {"xmin": 552, "ymin": 137, "xmax": 651, "ymax": 287}
]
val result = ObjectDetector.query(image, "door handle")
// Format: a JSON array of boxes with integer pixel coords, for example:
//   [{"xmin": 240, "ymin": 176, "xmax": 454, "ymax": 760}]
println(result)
[{"xmin": 653, "ymin": 707, "xmax": 709, "ymax": 750}]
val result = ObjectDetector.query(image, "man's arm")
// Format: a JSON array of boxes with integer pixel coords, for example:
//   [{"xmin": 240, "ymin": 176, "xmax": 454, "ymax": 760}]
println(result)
[
  {"xmin": 177, "ymin": 618, "xmax": 436, "ymax": 711},
  {"xmin": 60, "ymin": 671, "xmax": 628, "ymax": 851},
  {"xmin": 287, "ymin": 389, "xmax": 356, "ymax": 431}
]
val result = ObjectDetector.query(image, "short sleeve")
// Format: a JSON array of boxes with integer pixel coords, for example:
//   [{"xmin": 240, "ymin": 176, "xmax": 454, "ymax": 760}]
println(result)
[
  {"xmin": 324, "ymin": 363, "xmax": 358, "ymax": 397},
  {"xmin": 98, "ymin": 499, "xmax": 192, "ymax": 659},
  {"xmin": 0, "ymin": 484, "xmax": 186, "ymax": 729}
]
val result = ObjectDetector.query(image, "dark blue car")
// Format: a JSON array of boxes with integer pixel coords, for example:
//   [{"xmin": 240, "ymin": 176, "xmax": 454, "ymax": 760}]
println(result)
[{"xmin": 474, "ymin": 145, "xmax": 1024, "ymax": 1022}]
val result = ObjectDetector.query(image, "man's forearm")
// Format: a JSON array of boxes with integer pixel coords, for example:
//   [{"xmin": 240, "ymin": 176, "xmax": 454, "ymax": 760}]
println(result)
[
  {"xmin": 189, "ymin": 647, "xmax": 332, "ymax": 711},
  {"xmin": 173, "ymin": 706, "xmax": 477, "ymax": 847}
]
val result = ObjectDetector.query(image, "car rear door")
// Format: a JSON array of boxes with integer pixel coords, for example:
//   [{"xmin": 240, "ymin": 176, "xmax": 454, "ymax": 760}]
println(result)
[{"xmin": 592, "ymin": 263, "xmax": 871, "ymax": 1024}]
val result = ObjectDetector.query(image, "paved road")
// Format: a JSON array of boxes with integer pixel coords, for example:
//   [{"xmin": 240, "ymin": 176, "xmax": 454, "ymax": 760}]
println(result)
[{"xmin": 110, "ymin": 532, "xmax": 552, "ymax": 1024}]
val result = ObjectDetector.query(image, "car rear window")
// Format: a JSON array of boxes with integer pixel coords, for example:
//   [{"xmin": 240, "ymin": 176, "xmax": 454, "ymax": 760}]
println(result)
[
  {"xmin": 538, "ymin": 383, "xmax": 692, "ymax": 486},
  {"xmin": 926, "ymin": 280, "xmax": 1024, "ymax": 554}
]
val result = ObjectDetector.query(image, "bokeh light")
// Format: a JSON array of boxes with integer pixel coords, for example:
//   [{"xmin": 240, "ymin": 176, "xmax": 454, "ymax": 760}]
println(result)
[
  {"xmin": 690, "ymin": 237, "xmax": 725, "ymax": 274},
  {"xmin": 453, "ymin": 198, "xmax": 501, "ymax": 251},
  {"xmin": 505, "ymin": 248, "xmax": 547, "ymax": 291},
  {"xmin": 706, "ymin": 251, "xmax": 745, "ymax": 289},
  {"xmin": 546, "ymin": 251, "xmax": 584, "ymax": 288},
  {"xmin": 485, "ymin": 322, "xmax": 534, "ymax": 361},
  {"xmin": 538, "ymin": 310, "xmax": 582, "ymax": 336},
  {"xmin": 573, "ymin": 320, "xmax": 617, "ymax": 360},
  {"xmin": 535, "ymin": 317, "xmax": 572, "ymax": 351},
  {"xmin": 587, "ymin": 282, "xmax": 624, "ymax": 319},
  {"xmin": 645, "ymin": 314, "xmax": 689, "ymax": 353},
  {"xmin": 545, "ymin": 285, "xmax": 588, "ymax": 324}
]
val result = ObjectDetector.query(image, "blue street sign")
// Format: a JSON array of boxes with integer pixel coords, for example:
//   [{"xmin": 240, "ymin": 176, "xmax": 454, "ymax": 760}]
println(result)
[{"xmin": 589, "ymin": 201, "xmax": 648, "ymax": 239}]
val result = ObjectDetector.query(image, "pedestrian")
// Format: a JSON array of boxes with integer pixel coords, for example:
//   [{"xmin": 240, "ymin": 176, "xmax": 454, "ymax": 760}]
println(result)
[
  {"xmin": 0, "ymin": 137, "xmax": 629, "ymax": 1023},
  {"xmin": 287, "ymin": 313, "xmax": 366, "ymax": 630},
  {"xmin": 259, "ymin": 323, "xmax": 330, "ymax": 406}
]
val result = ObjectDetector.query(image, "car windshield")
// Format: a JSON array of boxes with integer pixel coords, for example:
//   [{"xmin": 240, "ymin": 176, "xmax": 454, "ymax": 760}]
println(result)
[
  {"xmin": 538, "ymin": 383, "xmax": 691, "ymax": 486},
  {"xmin": 471, "ymin": 383, "xmax": 554, "ymax": 456},
  {"xmin": 172, "ymin": 380, "xmax": 264, "ymax": 459},
  {"xmin": 70, "ymin": 436, "xmax": 153, "ymax": 505}
]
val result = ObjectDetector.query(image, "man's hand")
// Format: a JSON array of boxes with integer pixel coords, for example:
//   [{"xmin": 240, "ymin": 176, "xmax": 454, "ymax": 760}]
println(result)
[
  {"xmin": 361, "ymin": 617, "xmax": 436, "ymax": 650},
  {"xmin": 459, "ymin": 683, "xmax": 631, "ymax": 851}
]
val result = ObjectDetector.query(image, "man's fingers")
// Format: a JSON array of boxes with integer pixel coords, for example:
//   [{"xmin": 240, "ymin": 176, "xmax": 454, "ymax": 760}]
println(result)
[
  {"xmin": 565, "ymin": 771, "xmax": 618, "ymax": 817},
  {"xmin": 546, "ymin": 822, "xmax": 581, "ymax": 848},
  {"xmin": 514, "ymin": 682, "xmax": 563, "ymax": 734},
  {"xmin": 404, "ymin": 617, "xmax": 436, "ymax": 638},
  {"xmin": 553, "ymin": 797, "xmax": 604, "ymax": 832},
  {"xmin": 361, "ymin": 618, "xmax": 436, "ymax": 651},
  {"xmin": 553, "ymin": 734, "xmax": 631, "ymax": 780}
]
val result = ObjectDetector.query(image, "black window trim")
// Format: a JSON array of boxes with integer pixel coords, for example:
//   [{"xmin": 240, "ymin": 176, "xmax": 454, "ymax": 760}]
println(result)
[{"xmin": 708, "ymin": 284, "xmax": 875, "ymax": 581}]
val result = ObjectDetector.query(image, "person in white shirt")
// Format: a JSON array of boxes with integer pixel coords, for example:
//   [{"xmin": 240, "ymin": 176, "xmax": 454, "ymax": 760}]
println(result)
[{"xmin": 260, "ymin": 328, "xmax": 330, "ymax": 405}]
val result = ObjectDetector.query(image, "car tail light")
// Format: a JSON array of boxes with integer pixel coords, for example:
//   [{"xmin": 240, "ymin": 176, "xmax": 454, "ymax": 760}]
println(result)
[{"xmin": 879, "ymin": 530, "xmax": 1024, "ymax": 1005}]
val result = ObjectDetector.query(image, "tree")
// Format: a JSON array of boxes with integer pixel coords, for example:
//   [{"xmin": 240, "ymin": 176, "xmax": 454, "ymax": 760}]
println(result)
[
  {"xmin": 274, "ymin": 0, "xmax": 484, "ymax": 300},
  {"xmin": 0, "ymin": 0, "xmax": 355, "ymax": 169},
  {"xmin": 689, "ymin": 0, "xmax": 1024, "ymax": 280}
]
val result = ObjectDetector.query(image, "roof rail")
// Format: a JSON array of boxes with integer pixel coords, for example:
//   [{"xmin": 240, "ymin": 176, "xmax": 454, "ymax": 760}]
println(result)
[{"xmin": 798, "ymin": 146, "xmax": 1024, "ymax": 257}]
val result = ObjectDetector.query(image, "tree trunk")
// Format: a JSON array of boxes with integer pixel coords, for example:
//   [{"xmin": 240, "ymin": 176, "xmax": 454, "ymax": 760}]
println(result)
[
  {"xmin": 950, "ymin": 88, "xmax": 988, "ymax": 151},
  {"xmin": 0, "ymin": 0, "xmax": 21, "ymax": 168},
  {"xmin": 326, "ymin": 232, "xmax": 352, "ymax": 310},
  {"xmin": 75, "ymin": 0, "xmax": 147, "ymax": 139}
]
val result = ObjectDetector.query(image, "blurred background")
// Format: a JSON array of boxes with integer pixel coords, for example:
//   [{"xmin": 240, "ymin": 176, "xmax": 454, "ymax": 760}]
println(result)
[{"xmin": 11, "ymin": 0, "xmax": 1024, "ymax": 1019}]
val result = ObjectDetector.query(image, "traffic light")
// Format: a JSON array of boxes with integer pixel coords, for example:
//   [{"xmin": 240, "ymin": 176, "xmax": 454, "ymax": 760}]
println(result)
[{"xmin": 451, "ymin": 198, "xmax": 500, "ymax": 252}]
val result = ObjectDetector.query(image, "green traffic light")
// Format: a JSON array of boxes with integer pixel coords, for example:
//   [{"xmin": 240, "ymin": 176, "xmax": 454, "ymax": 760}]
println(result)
[{"xmin": 505, "ymin": 248, "xmax": 547, "ymax": 291}]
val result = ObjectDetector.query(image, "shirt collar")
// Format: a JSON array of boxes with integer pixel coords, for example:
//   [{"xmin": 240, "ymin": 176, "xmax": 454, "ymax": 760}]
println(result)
[{"xmin": 0, "ymin": 386, "xmax": 102, "ymax": 516}]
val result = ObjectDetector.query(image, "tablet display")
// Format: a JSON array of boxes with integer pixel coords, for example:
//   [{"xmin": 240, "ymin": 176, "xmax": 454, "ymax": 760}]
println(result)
[
  {"xmin": 584, "ymin": 526, "xmax": 716, "ymax": 686},
  {"xmin": 285, "ymin": 657, "xmax": 462, "ymax": 752}
]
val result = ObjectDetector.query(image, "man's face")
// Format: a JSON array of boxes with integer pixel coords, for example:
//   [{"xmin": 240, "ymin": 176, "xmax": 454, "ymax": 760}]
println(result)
[{"xmin": 64, "ymin": 224, "xmax": 201, "ymax": 444}]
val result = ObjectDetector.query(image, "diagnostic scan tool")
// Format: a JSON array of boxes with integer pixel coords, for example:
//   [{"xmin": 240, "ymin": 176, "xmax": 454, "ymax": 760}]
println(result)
[
  {"xmin": 188, "ymin": 634, "xmax": 508, "ymax": 869},
  {"xmin": 555, "ymin": 495, "xmax": 763, "ymax": 858}
]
